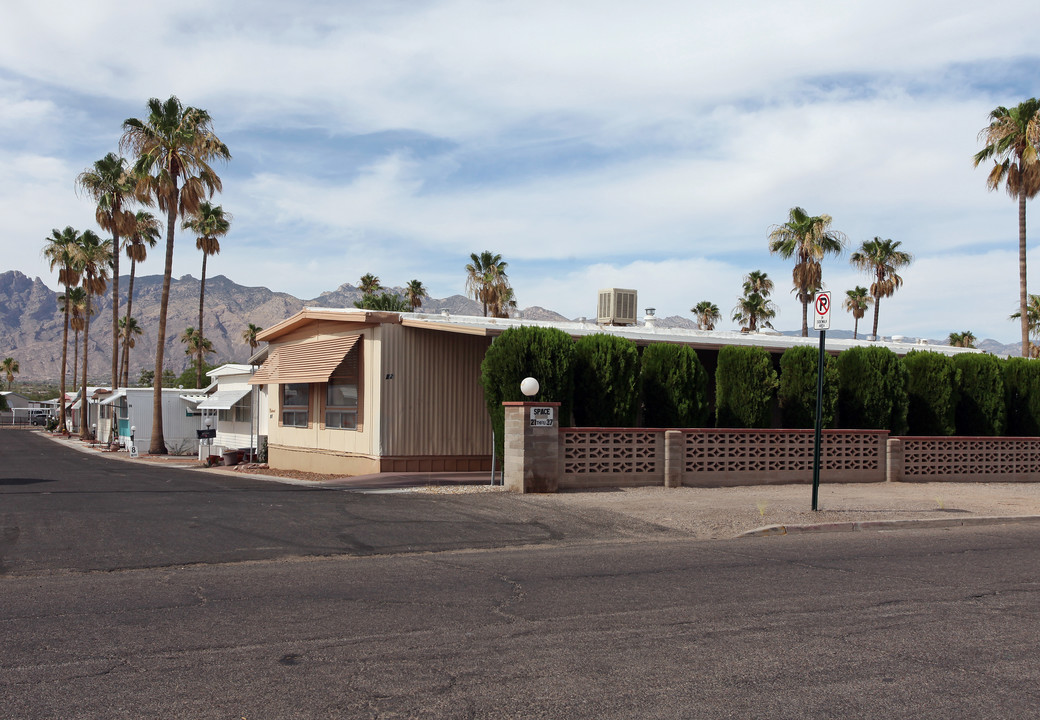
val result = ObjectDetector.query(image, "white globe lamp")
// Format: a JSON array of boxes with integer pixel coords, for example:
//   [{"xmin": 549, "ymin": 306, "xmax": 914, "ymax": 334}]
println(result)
[{"xmin": 520, "ymin": 377, "xmax": 539, "ymax": 397}]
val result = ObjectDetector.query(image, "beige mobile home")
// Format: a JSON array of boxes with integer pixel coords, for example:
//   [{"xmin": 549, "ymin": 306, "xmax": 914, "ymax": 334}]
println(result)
[{"xmin": 252, "ymin": 308, "xmax": 494, "ymax": 475}]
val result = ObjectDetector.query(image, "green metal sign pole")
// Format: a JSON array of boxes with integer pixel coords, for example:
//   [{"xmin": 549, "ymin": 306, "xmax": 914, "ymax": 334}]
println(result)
[{"xmin": 811, "ymin": 329, "xmax": 826, "ymax": 511}]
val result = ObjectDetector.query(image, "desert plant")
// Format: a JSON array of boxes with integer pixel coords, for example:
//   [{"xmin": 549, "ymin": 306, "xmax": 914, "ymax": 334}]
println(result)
[
  {"xmin": 903, "ymin": 350, "xmax": 958, "ymax": 436},
  {"xmin": 778, "ymin": 346, "xmax": 838, "ymax": 429},
  {"xmin": 640, "ymin": 343, "xmax": 711, "ymax": 428},
  {"xmin": 716, "ymin": 345, "xmax": 778, "ymax": 428},
  {"xmin": 480, "ymin": 326, "xmax": 575, "ymax": 458},
  {"xmin": 836, "ymin": 346, "xmax": 909, "ymax": 434},
  {"xmin": 1004, "ymin": 357, "xmax": 1040, "ymax": 435},
  {"xmin": 571, "ymin": 334, "xmax": 641, "ymax": 427},
  {"xmin": 953, "ymin": 353, "xmax": 1007, "ymax": 436}
]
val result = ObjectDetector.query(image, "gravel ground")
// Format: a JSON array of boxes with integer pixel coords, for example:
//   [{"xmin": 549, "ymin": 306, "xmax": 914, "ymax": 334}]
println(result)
[{"xmin": 520, "ymin": 482, "xmax": 1040, "ymax": 539}]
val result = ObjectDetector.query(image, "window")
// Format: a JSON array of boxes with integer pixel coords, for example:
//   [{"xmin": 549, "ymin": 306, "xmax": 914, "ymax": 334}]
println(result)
[
  {"xmin": 234, "ymin": 401, "xmax": 251, "ymax": 423},
  {"xmin": 282, "ymin": 383, "xmax": 309, "ymax": 427},
  {"xmin": 325, "ymin": 348, "xmax": 360, "ymax": 430}
]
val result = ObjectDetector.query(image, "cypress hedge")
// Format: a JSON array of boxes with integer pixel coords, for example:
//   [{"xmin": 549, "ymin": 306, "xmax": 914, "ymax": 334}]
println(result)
[
  {"xmin": 836, "ymin": 346, "xmax": 909, "ymax": 434},
  {"xmin": 479, "ymin": 326, "xmax": 575, "ymax": 458},
  {"xmin": 778, "ymin": 345, "xmax": 838, "ymax": 429},
  {"xmin": 572, "ymin": 334, "xmax": 641, "ymax": 426},
  {"xmin": 903, "ymin": 350, "xmax": 958, "ymax": 436},
  {"xmin": 715, "ymin": 345, "xmax": 777, "ymax": 428},
  {"xmin": 1004, "ymin": 357, "xmax": 1040, "ymax": 436},
  {"xmin": 640, "ymin": 343, "xmax": 710, "ymax": 427},
  {"xmin": 953, "ymin": 353, "xmax": 1006, "ymax": 436}
]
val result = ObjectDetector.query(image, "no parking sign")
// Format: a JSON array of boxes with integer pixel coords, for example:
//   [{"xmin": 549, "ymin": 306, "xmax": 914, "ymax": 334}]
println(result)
[{"xmin": 813, "ymin": 292, "xmax": 831, "ymax": 331}]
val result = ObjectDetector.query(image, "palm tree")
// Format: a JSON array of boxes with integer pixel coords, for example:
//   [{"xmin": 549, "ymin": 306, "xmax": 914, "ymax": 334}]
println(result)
[
  {"xmin": 974, "ymin": 99, "xmax": 1040, "ymax": 357},
  {"xmin": 121, "ymin": 211, "xmax": 161, "ymax": 387},
  {"xmin": 732, "ymin": 292, "xmax": 777, "ymax": 332},
  {"xmin": 180, "ymin": 327, "xmax": 214, "ymax": 386},
  {"xmin": 488, "ymin": 284, "xmax": 517, "ymax": 318},
  {"xmin": 1, "ymin": 357, "xmax": 19, "ymax": 390},
  {"xmin": 742, "ymin": 270, "xmax": 774, "ymax": 297},
  {"xmin": 120, "ymin": 96, "xmax": 230, "ymax": 454},
  {"xmin": 242, "ymin": 323, "xmax": 262, "ymax": 354},
  {"xmin": 843, "ymin": 286, "xmax": 873, "ymax": 340},
  {"xmin": 182, "ymin": 202, "xmax": 231, "ymax": 389},
  {"xmin": 43, "ymin": 226, "xmax": 84, "ymax": 433},
  {"xmin": 405, "ymin": 279, "xmax": 427, "ymax": 310},
  {"xmin": 358, "ymin": 273, "xmax": 382, "ymax": 298},
  {"xmin": 1010, "ymin": 294, "xmax": 1040, "ymax": 356},
  {"xmin": 947, "ymin": 331, "xmax": 977, "ymax": 349},
  {"xmin": 465, "ymin": 251, "xmax": 511, "ymax": 317},
  {"xmin": 850, "ymin": 237, "xmax": 913, "ymax": 340},
  {"xmin": 76, "ymin": 153, "xmax": 142, "ymax": 390},
  {"xmin": 64, "ymin": 287, "xmax": 89, "ymax": 393},
  {"xmin": 119, "ymin": 316, "xmax": 143, "ymax": 385},
  {"xmin": 691, "ymin": 300, "xmax": 721, "ymax": 330},
  {"xmin": 768, "ymin": 207, "xmax": 847, "ymax": 336},
  {"xmin": 75, "ymin": 231, "xmax": 112, "ymax": 439}
]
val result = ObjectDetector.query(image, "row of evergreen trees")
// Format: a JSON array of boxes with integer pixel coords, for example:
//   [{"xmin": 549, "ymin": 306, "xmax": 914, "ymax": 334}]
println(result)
[{"xmin": 480, "ymin": 327, "xmax": 1040, "ymax": 455}]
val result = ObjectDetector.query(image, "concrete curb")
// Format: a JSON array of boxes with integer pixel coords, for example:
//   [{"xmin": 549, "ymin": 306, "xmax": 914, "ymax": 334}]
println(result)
[{"xmin": 740, "ymin": 514, "xmax": 1040, "ymax": 537}]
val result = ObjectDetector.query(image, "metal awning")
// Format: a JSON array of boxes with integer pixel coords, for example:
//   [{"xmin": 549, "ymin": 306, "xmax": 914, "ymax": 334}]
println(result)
[
  {"xmin": 197, "ymin": 387, "xmax": 252, "ymax": 410},
  {"xmin": 249, "ymin": 335, "xmax": 359, "ymax": 385}
]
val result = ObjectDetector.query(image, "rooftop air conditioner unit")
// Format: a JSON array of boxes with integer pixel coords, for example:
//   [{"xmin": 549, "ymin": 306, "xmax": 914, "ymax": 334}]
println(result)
[{"xmin": 597, "ymin": 288, "xmax": 638, "ymax": 326}]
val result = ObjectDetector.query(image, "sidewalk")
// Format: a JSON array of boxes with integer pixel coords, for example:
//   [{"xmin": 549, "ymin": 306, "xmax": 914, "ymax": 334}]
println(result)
[{"xmin": 38, "ymin": 430, "xmax": 1040, "ymax": 539}]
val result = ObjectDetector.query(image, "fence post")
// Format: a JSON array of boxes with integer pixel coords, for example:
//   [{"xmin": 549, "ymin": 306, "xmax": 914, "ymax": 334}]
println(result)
[
  {"xmin": 503, "ymin": 402, "xmax": 561, "ymax": 493},
  {"xmin": 664, "ymin": 430, "xmax": 683, "ymax": 488},
  {"xmin": 886, "ymin": 437, "xmax": 904, "ymax": 483}
]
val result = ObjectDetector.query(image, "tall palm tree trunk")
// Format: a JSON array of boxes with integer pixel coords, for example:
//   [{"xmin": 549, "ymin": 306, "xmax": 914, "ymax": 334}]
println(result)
[
  {"xmin": 80, "ymin": 295, "xmax": 91, "ymax": 440},
  {"xmin": 110, "ymin": 233, "xmax": 120, "ymax": 390},
  {"xmin": 1020, "ymin": 191, "xmax": 1029, "ymax": 357},
  {"xmin": 72, "ymin": 329, "xmax": 80, "ymax": 396},
  {"xmin": 853, "ymin": 316, "xmax": 859, "ymax": 340},
  {"xmin": 121, "ymin": 259, "xmax": 138, "ymax": 387},
  {"xmin": 150, "ymin": 202, "xmax": 177, "ymax": 455},
  {"xmin": 800, "ymin": 295, "xmax": 809, "ymax": 337},
  {"xmin": 871, "ymin": 297, "xmax": 881, "ymax": 340},
  {"xmin": 197, "ymin": 254, "xmax": 207, "ymax": 389},
  {"xmin": 59, "ymin": 294, "xmax": 70, "ymax": 433}
]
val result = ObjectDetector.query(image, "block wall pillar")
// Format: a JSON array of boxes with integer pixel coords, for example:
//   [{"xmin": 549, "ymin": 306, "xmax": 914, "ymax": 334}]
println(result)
[{"xmin": 503, "ymin": 402, "xmax": 561, "ymax": 493}]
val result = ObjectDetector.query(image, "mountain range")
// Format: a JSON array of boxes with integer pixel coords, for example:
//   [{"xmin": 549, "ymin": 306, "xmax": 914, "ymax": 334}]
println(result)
[{"xmin": 0, "ymin": 269, "xmax": 1021, "ymax": 383}]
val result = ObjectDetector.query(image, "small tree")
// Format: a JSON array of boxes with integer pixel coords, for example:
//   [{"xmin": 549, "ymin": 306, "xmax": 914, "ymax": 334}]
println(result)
[
  {"xmin": 640, "ymin": 343, "xmax": 710, "ymax": 428},
  {"xmin": 778, "ymin": 346, "xmax": 837, "ymax": 429},
  {"xmin": 903, "ymin": 350, "xmax": 958, "ymax": 436},
  {"xmin": 571, "ymin": 334, "xmax": 640, "ymax": 427},
  {"xmin": 1004, "ymin": 357, "xmax": 1040, "ymax": 436},
  {"xmin": 953, "ymin": 354, "xmax": 1006, "ymax": 436},
  {"xmin": 836, "ymin": 346, "xmax": 909, "ymax": 434},
  {"xmin": 480, "ymin": 326, "xmax": 574, "ymax": 459},
  {"xmin": 716, "ymin": 345, "xmax": 777, "ymax": 428}
]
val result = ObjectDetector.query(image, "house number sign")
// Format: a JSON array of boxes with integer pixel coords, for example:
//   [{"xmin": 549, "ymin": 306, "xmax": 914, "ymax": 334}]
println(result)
[{"xmin": 529, "ymin": 407, "xmax": 555, "ymax": 427}]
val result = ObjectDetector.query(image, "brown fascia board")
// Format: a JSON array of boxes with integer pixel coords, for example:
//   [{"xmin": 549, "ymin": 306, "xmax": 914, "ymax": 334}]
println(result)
[{"xmin": 257, "ymin": 308, "xmax": 403, "ymax": 342}]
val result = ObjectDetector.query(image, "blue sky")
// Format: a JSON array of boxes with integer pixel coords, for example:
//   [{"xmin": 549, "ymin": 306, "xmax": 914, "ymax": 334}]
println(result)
[{"xmin": 1, "ymin": 0, "xmax": 1038, "ymax": 342}]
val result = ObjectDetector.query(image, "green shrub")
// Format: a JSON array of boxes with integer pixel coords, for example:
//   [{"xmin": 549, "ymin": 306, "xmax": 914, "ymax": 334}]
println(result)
[
  {"xmin": 1004, "ymin": 357, "xmax": 1040, "ymax": 436},
  {"xmin": 903, "ymin": 350, "xmax": 958, "ymax": 436},
  {"xmin": 640, "ymin": 343, "xmax": 710, "ymax": 427},
  {"xmin": 836, "ymin": 346, "xmax": 909, "ymax": 434},
  {"xmin": 953, "ymin": 353, "xmax": 1006, "ymax": 436},
  {"xmin": 715, "ymin": 345, "xmax": 778, "ymax": 428},
  {"xmin": 480, "ymin": 326, "xmax": 575, "ymax": 457},
  {"xmin": 572, "ymin": 334, "xmax": 641, "ymax": 426},
  {"xmin": 778, "ymin": 345, "xmax": 838, "ymax": 429}
]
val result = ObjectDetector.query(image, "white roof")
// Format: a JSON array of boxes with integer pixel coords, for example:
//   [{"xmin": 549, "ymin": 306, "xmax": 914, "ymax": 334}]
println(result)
[
  {"xmin": 206, "ymin": 363, "xmax": 255, "ymax": 379},
  {"xmin": 395, "ymin": 312, "xmax": 981, "ymax": 358},
  {"xmin": 197, "ymin": 387, "xmax": 252, "ymax": 410}
]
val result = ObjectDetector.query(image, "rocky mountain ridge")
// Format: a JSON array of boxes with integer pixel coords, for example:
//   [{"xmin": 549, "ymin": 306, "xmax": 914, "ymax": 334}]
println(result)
[{"xmin": 0, "ymin": 269, "xmax": 1020, "ymax": 382}]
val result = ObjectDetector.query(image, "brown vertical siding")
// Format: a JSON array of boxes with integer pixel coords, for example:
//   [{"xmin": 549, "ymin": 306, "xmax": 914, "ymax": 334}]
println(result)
[{"xmin": 379, "ymin": 324, "xmax": 493, "ymax": 457}]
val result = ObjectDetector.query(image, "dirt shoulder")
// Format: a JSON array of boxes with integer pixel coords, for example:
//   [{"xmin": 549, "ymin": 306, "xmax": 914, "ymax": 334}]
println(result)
[{"xmin": 516, "ymin": 482, "xmax": 1040, "ymax": 540}]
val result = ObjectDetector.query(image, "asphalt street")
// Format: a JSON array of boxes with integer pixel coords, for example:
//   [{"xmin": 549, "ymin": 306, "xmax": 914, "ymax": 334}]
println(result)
[{"xmin": 2, "ymin": 431, "xmax": 1040, "ymax": 719}]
